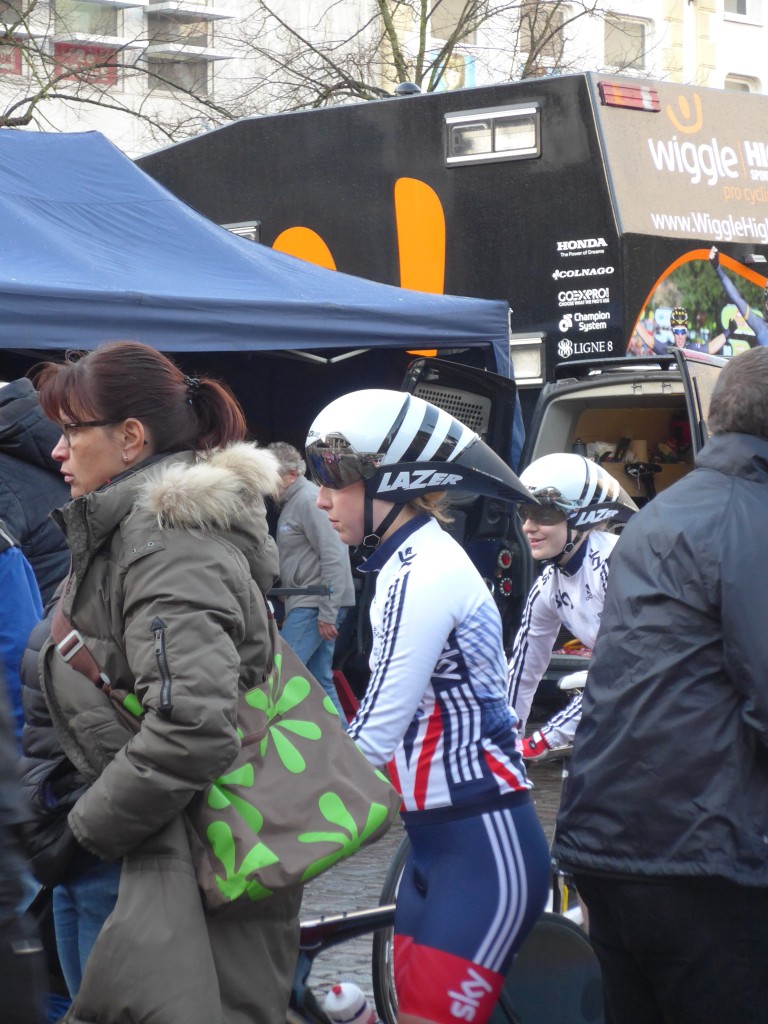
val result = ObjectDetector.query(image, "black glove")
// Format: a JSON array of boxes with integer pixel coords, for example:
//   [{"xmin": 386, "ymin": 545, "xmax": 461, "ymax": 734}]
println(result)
[
  {"xmin": 18, "ymin": 816, "xmax": 82, "ymax": 889},
  {"xmin": 21, "ymin": 756, "xmax": 85, "ymax": 819},
  {"xmin": 727, "ymin": 318, "xmax": 738, "ymax": 334}
]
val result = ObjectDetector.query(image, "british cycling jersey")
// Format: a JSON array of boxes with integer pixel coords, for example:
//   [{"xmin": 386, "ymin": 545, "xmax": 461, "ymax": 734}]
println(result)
[
  {"xmin": 507, "ymin": 529, "xmax": 617, "ymax": 734},
  {"xmin": 348, "ymin": 514, "xmax": 529, "ymax": 814}
]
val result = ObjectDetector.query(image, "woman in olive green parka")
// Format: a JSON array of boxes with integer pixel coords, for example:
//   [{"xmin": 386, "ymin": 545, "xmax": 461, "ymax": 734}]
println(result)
[{"xmin": 36, "ymin": 341, "xmax": 301, "ymax": 1024}]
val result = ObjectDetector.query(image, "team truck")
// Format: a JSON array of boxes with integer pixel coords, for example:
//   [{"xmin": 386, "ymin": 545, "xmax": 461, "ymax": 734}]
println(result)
[
  {"xmin": 137, "ymin": 77, "xmax": 743, "ymax": 681},
  {"xmin": 138, "ymin": 71, "xmax": 768, "ymax": 423}
]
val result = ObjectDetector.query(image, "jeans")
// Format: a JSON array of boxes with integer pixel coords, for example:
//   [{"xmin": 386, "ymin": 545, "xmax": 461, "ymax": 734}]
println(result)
[
  {"xmin": 280, "ymin": 607, "xmax": 347, "ymax": 720},
  {"xmin": 52, "ymin": 861, "xmax": 121, "ymax": 997}
]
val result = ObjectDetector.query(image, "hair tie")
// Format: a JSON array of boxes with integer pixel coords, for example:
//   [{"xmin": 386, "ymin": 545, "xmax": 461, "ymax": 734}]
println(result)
[{"xmin": 184, "ymin": 375, "xmax": 201, "ymax": 405}]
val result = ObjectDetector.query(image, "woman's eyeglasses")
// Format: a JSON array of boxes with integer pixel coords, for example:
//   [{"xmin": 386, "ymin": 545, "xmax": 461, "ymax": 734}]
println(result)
[
  {"xmin": 59, "ymin": 420, "xmax": 118, "ymax": 444},
  {"xmin": 516, "ymin": 503, "xmax": 567, "ymax": 527}
]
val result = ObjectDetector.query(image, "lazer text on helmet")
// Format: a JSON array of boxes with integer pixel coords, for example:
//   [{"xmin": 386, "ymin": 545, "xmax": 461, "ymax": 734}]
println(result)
[{"xmin": 378, "ymin": 469, "xmax": 464, "ymax": 492}]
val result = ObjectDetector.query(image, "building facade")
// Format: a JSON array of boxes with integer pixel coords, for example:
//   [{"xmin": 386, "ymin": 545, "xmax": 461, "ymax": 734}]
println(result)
[{"xmin": 0, "ymin": 0, "xmax": 764, "ymax": 157}]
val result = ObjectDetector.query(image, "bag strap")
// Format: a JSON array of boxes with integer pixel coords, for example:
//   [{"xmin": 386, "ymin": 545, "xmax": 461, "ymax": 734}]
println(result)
[
  {"xmin": 49, "ymin": 573, "xmax": 143, "ymax": 721},
  {"xmin": 49, "ymin": 572, "xmax": 109, "ymax": 690}
]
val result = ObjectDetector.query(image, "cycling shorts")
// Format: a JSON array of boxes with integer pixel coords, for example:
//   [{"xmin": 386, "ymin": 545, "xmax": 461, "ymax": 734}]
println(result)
[{"xmin": 394, "ymin": 797, "xmax": 550, "ymax": 1023}]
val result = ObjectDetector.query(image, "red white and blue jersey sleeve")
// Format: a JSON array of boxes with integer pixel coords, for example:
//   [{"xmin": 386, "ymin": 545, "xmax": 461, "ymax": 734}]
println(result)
[
  {"xmin": 348, "ymin": 517, "xmax": 529, "ymax": 813},
  {"xmin": 507, "ymin": 530, "xmax": 617, "ymax": 732}
]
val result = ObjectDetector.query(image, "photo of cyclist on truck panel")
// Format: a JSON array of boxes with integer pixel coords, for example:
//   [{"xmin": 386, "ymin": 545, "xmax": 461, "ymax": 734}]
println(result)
[
  {"xmin": 627, "ymin": 247, "xmax": 768, "ymax": 357},
  {"xmin": 709, "ymin": 244, "xmax": 768, "ymax": 347}
]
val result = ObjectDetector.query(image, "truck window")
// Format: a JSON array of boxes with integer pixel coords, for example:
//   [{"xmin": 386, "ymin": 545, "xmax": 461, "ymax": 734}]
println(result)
[{"xmin": 445, "ymin": 105, "xmax": 540, "ymax": 166}]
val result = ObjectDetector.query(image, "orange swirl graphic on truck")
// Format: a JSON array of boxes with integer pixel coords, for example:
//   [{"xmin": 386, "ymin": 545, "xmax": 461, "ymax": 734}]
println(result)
[
  {"xmin": 272, "ymin": 177, "xmax": 446, "ymax": 356},
  {"xmin": 271, "ymin": 178, "xmax": 445, "ymax": 293}
]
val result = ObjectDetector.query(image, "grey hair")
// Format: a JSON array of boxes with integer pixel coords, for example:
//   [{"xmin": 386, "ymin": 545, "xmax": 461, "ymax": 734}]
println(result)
[
  {"xmin": 708, "ymin": 347, "xmax": 768, "ymax": 440},
  {"xmin": 267, "ymin": 441, "xmax": 306, "ymax": 476}
]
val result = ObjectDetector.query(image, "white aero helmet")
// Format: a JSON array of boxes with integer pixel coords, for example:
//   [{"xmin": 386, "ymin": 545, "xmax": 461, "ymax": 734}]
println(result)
[
  {"xmin": 520, "ymin": 453, "xmax": 638, "ymax": 532},
  {"xmin": 305, "ymin": 389, "xmax": 532, "ymax": 503}
]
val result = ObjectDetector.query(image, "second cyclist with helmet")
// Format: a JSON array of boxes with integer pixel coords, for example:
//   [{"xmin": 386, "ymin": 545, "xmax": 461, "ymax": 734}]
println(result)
[
  {"xmin": 306, "ymin": 389, "xmax": 550, "ymax": 1024},
  {"xmin": 508, "ymin": 453, "xmax": 637, "ymax": 762}
]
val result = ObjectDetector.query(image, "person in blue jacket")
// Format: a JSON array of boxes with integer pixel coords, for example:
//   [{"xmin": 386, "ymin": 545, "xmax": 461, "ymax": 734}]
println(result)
[{"xmin": 0, "ymin": 520, "xmax": 43, "ymax": 745}]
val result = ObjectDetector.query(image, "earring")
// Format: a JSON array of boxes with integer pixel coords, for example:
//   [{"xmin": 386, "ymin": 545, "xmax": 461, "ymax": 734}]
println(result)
[{"xmin": 122, "ymin": 453, "xmax": 129, "ymax": 463}]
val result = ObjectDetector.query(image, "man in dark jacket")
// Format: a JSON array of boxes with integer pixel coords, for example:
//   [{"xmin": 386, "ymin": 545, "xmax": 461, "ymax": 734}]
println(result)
[
  {"xmin": 554, "ymin": 346, "xmax": 768, "ymax": 1024},
  {"xmin": 0, "ymin": 378, "xmax": 70, "ymax": 604}
]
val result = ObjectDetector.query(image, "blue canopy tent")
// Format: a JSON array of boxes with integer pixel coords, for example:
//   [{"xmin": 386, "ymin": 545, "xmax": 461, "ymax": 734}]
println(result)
[
  {"xmin": 0, "ymin": 130, "xmax": 511, "ymax": 364},
  {"xmin": 0, "ymin": 130, "xmax": 523, "ymax": 464}
]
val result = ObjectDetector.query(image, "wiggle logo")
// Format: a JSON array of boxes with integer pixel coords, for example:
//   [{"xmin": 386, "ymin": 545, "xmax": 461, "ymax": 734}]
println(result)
[{"xmin": 665, "ymin": 92, "xmax": 703, "ymax": 134}]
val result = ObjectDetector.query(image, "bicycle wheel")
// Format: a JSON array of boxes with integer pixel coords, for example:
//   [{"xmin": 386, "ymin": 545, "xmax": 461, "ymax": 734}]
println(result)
[{"xmin": 371, "ymin": 835, "xmax": 410, "ymax": 1024}]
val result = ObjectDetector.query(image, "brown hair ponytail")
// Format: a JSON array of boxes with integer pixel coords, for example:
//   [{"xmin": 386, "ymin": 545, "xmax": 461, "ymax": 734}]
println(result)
[{"xmin": 35, "ymin": 341, "xmax": 246, "ymax": 452}]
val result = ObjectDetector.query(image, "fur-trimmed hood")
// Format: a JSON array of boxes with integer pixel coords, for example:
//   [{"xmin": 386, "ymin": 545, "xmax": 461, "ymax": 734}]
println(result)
[
  {"xmin": 54, "ymin": 443, "xmax": 282, "ymax": 591},
  {"xmin": 138, "ymin": 443, "xmax": 282, "ymax": 531}
]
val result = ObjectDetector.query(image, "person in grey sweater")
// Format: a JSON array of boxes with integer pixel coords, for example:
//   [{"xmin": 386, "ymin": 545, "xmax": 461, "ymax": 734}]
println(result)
[{"xmin": 269, "ymin": 442, "xmax": 355, "ymax": 720}]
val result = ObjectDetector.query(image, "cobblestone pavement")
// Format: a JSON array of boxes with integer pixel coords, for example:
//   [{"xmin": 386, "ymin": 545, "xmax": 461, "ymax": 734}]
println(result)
[{"xmin": 298, "ymin": 757, "xmax": 567, "ymax": 1014}]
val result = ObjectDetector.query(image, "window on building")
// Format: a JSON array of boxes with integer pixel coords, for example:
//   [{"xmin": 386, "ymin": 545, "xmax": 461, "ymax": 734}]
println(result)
[
  {"xmin": 518, "ymin": 3, "xmax": 565, "ymax": 67},
  {"xmin": 0, "ymin": 1, "xmax": 21, "ymax": 27},
  {"xmin": 55, "ymin": 0, "xmax": 118, "ymax": 36},
  {"xmin": 725, "ymin": 0, "xmax": 763, "ymax": 18},
  {"xmin": 724, "ymin": 74, "xmax": 758, "ymax": 91},
  {"xmin": 0, "ymin": 36, "xmax": 21, "ymax": 73},
  {"xmin": 53, "ymin": 43, "xmax": 119, "ymax": 85},
  {"xmin": 604, "ymin": 15, "xmax": 646, "ymax": 70},
  {"xmin": 431, "ymin": 0, "xmax": 476, "ymax": 45},
  {"xmin": 147, "ymin": 13, "xmax": 209, "ymax": 48},
  {"xmin": 147, "ymin": 55, "xmax": 208, "ymax": 94}
]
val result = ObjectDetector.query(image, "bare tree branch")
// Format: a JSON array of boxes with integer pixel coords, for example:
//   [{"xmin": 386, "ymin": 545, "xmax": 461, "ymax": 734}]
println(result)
[{"xmin": 0, "ymin": 0, "xmax": 655, "ymax": 148}]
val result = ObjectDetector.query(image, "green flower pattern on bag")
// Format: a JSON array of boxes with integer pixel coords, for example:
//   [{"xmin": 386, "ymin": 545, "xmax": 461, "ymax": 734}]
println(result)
[
  {"xmin": 244, "ymin": 651, "xmax": 328, "ymax": 773},
  {"xmin": 298, "ymin": 791, "xmax": 394, "ymax": 882},
  {"xmin": 204, "ymin": 652, "xmax": 384, "ymax": 903}
]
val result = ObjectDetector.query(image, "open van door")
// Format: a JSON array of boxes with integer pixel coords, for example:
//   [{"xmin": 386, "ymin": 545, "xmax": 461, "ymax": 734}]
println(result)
[
  {"xmin": 401, "ymin": 357, "xmax": 530, "ymax": 646},
  {"xmin": 673, "ymin": 349, "xmax": 727, "ymax": 452}
]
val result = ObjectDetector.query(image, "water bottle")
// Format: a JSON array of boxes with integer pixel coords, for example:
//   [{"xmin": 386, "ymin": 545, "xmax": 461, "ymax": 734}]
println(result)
[
  {"xmin": 572, "ymin": 437, "xmax": 588, "ymax": 456},
  {"xmin": 323, "ymin": 982, "xmax": 379, "ymax": 1024}
]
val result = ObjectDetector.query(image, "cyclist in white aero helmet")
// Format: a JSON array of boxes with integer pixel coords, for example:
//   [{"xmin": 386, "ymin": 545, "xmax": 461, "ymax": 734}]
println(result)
[
  {"xmin": 306, "ymin": 389, "xmax": 550, "ymax": 1024},
  {"xmin": 508, "ymin": 453, "xmax": 637, "ymax": 762},
  {"xmin": 306, "ymin": 387, "xmax": 532, "ymax": 549}
]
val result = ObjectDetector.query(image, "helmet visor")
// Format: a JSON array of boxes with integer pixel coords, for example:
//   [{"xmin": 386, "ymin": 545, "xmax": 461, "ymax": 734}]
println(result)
[
  {"xmin": 306, "ymin": 438, "xmax": 378, "ymax": 490},
  {"xmin": 517, "ymin": 503, "xmax": 567, "ymax": 526}
]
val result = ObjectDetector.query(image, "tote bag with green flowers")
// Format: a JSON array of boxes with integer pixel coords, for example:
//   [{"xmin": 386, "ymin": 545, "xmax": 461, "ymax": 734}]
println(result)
[{"xmin": 184, "ymin": 612, "xmax": 401, "ymax": 910}]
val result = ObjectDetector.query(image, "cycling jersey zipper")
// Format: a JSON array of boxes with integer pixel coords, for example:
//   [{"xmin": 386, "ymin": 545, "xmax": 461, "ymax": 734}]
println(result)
[{"xmin": 151, "ymin": 616, "xmax": 174, "ymax": 717}]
